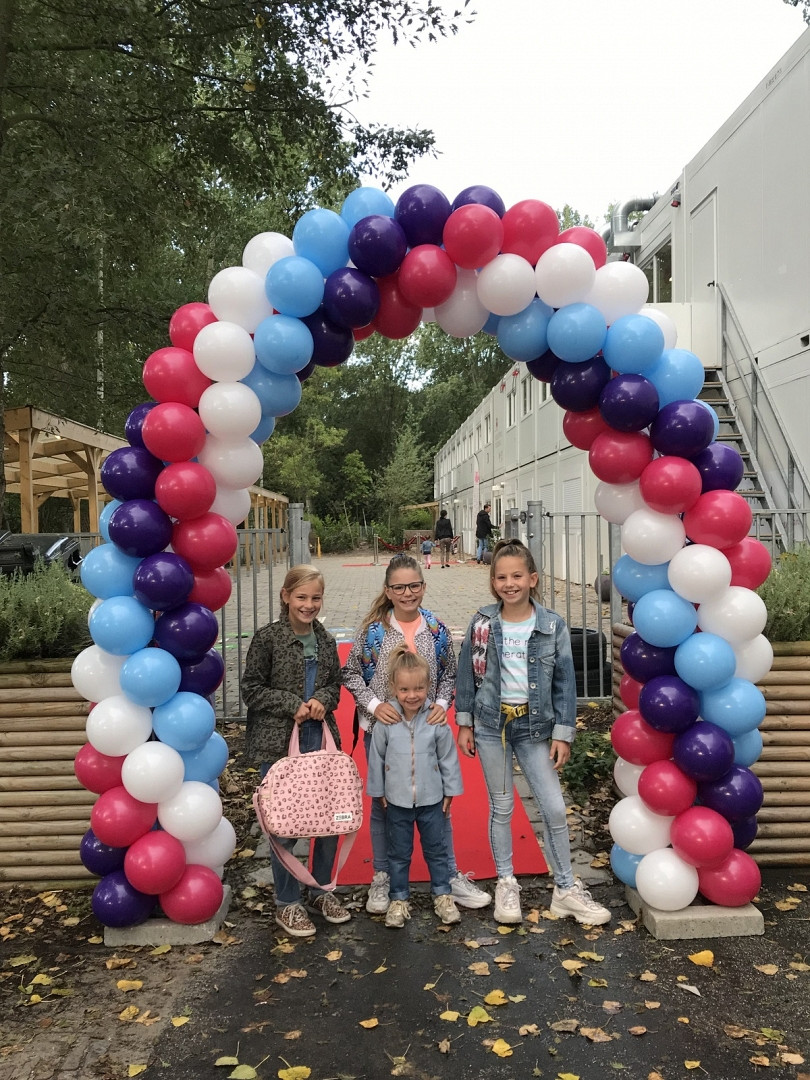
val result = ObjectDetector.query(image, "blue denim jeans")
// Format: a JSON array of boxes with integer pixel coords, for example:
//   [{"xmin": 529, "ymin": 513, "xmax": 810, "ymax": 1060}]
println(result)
[
  {"xmin": 473, "ymin": 711, "xmax": 574, "ymax": 889},
  {"xmin": 385, "ymin": 801, "xmax": 451, "ymax": 900},
  {"xmin": 364, "ymin": 730, "xmax": 457, "ymax": 878},
  {"xmin": 476, "ymin": 537, "xmax": 487, "ymax": 561}
]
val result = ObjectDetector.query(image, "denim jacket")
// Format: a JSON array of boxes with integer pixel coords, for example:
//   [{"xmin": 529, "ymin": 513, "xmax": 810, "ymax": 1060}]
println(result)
[{"xmin": 454, "ymin": 601, "xmax": 577, "ymax": 744}]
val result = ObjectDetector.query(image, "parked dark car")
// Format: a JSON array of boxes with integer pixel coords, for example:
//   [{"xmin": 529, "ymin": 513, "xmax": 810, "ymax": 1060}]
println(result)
[{"xmin": 0, "ymin": 532, "xmax": 83, "ymax": 578}]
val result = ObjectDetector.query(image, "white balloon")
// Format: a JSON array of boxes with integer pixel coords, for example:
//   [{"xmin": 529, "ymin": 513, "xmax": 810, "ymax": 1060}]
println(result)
[
  {"xmin": 193, "ymin": 320, "xmax": 256, "ymax": 382},
  {"xmin": 733, "ymin": 634, "xmax": 774, "ymax": 683},
  {"xmin": 534, "ymin": 244, "xmax": 596, "ymax": 308},
  {"xmin": 158, "ymin": 781, "xmax": 223, "ymax": 842},
  {"xmin": 614, "ymin": 757, "xmax": 645, "ymax": 797},
  {"xmin": 476, "ymin": 254, "xmax": 537, "ymax": 317},
  {"xmin": 697, "ymin": 586, "xmax": 768, "ymax": 644},
  {"xmin": 210, "ymin": 486, "xmax": 252, "ymax": 526},
  {"xmin": 584, "ymin": 262, "xmax": 649, "ymax": 325},
  {"xmin": 121, "ymin": 741, "xmax": 185, "ymax": 804},
  {"xmin": 199, "ymin": 382, "xmax": 263, "ymax": 440},
  {"xmin": 667, "ymin": 544, "xmax": 732, "ymax": 604},
  {"xmin": 642, "ymin": 306, "xmax": 678, "ymax": 350},
  {"xmin": 72, "ymin": 645, "xmax": 125, "ymax": 702},
  {"xmin": 86, "ymin": 695, "xmax": 153, "ymax": 757},
  {"xmin": 635, "ymin": 848, "xmax": 700, "ymax": 910},
  {"xmin": 242, "ymin": 231, "xmax": 295, "ymax": 277},
  {"xmin": 435, "ymin": 269, "xmax": 489, "ymax": 337},
  {"xmin": 182, "ymin": 817, "xmax": 237, "ymax": 869},
  {"xmin": 622, "ymin": 508, "xmax": 686, "ymax": 565},
  {"xmin": 608, "ymin": 794, "xmax": 674, "ymax": 855},
  {"xmin": 198, "ymin": 435, "xmax": 264, "ymax": 489},
  {"xmin": 207, "ymin": 266, "xmax": 273, "ymax": 334},
  {"xmin": 594, "ymin": 480, "xmax": 646, "ymax": 525}
]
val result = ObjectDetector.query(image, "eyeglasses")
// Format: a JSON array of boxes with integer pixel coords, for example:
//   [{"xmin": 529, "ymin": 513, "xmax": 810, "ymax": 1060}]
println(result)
[{"xmin": 387, "ymin": 581, "xmax": 425, "ymax": 595}]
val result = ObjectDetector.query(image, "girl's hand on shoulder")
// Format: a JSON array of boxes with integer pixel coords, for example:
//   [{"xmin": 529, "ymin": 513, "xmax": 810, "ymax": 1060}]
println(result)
[
  {"xmin": 374, "ymin": 702, "xmax": 401, "ymax": 725},
  {"xmin": 426, "ymin": 703, "xmax": 447, "ymax": 725},
  {"xmin": 305, "ymin": 698, "xmax": 326, "ymax": 720},
  {"xmin": 549, "ymin": 740, "xmax": 571, "ymax": 771},
  {"xmin": 457, "ymin": 727, "xmax": 476, "ymax": 757},
  {"xmin": 293, "ymin": 702, "xmax": 310, "ymax": 724}
]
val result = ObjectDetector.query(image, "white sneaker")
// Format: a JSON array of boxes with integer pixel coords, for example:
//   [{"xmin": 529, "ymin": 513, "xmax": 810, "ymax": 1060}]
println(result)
[
  {"xmin": 494, "ymin": 875, "xmax": 522, "ymax": 924},
  {"xmin": 550, "ymin": 878, "xmax": 611, "ymax": 925},
  {"xmin": 433, "ymin": 894, "xmax": 461, "ymax": 925},
  {"xmin": 385, "ymin": 899, "xmax": 411, "ymax": 928},
  {"xmin": 450, "ymin": 871, "xmax": 492, "ymax": 909},
  {"xmin": 366, "ymin": 870, "xmax": 391, "ymax": 914}
]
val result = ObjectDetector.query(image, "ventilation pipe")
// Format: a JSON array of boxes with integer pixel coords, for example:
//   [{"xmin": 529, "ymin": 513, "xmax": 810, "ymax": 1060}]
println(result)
[{"xmin": 609, "ymin": 196, "xmax": 655, "ymax": 252}]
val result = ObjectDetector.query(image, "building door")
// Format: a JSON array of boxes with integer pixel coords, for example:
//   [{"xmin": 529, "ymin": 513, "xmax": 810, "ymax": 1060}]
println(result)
[{"xmin": 689, "ymin": 191, "xmax": 719, "ymax": 367}]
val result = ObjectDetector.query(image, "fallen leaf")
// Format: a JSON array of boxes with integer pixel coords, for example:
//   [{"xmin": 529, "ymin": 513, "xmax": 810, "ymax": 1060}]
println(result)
[
  {"xmin": 358, "ymin": 1018, "xmax": 378, "ymax": 1029},
  {"xmin": 780, "ymin": 1052, "xmax": 805, "ymax": 1065},
  {"xmin": 578, "ymin": 951, "xmax": 604, "ymax": 961},
  {"xmin": 88, "ymin": 936, "xmax": 103, "ymax": 945},
  {"xmin": 789, "ymin": 961, "xmax": 810, "ymax": 972},
  {"xmin": 107, "ymin": 957, "xmax": 136, "ymax": 970},
  {"xmin": 468, "ymin": 961, "xmax": 490, "ymax": 976},
  {"xmin": 325, "ymin": 950, "xmax": 342, "ymax": 962},
  {"xmin": 550, "ymin": 1019, "xmax": 579, "ymax": 1033},
  {"xmin": 228, "ymin": 1067, "xmax": 257, "ymax": 1080},
  {"xmin": 509, "ymin": 994, "xmax": 526, "ymax": 1003},
  {"xmin": 127, "ymin": 1067, "xmax": 148, "ymax": 1078},
  {"xmin": 724, "ymin": 1024, "xmax": 750, "ymax": 1039},
  {"xmin": 526, "ymin": 909, "xmax": 540, "ymax": 924},
  {"xmin": 749, "ymin": 1055, "xmax": 770, "ymax": 1067},
  {"xmin": 684, "ymin": 1062, "xmax": 701, "ymax": 1070},
  {"xmin": 272, "ymin": 969, "xmax": 307, "ymax": 984},
  {"xmin": 497, "ymin": 925, "xmax": 514, "ymax": 935},
  {"xmin": 678, "ymin": 1017, "xmax": 690, "ymax": 1024},
  {"xmin": 283, "ymin": 1030, "xmax": 302, "ymax": 1041},
  {"xmin": 31, "ymin": 974, "xmax": 53, "ymax": 986},
  {"xmin": 494, "ymin": 952, "xmax": 515, "ymax": 964},
  {"xmin": 116, "ymin": 980, "xmax": 143, "ymax": 993},
  {"xmin": 440, "ymin": 1011, "xmax": 460, "ymax": 1022},
  {"xmin": 374, "ymin": 963, "xmax": 387, "ymax": 974},
  {"xmin": 171, "ymin": 1016, "xmax": 190, "ymax": 1027},
  {"xmin": 648, "ymin": 1073, "xmax": 665, "ymax": 1080},
  {"xmin": 484, "ymin": 989, "xmax": 508, "ymax": 1006},
  {"xmin": 588, "ymin": 978, "xmax": 608, "ymax": 988},
  {"xmin": 788, "ymin": 882, "xmax": 808, "ymax": 892},
  {"xmin": 467, "ymin": 1005, "xmax": 493, "ymax": 1027},
  {"xmin": 119, "ymin": 1006, "xmax": 139, "ymax": 1021},
  {"xmin": 775, "ymin": 900, "xmax": 800, "ymax": 911},
  {"xmin": 755, "ymin": 964, "xmax": 779, "ymax": 976},
  {"xmin": 151, "ymin": 945, "xmax": 171, "ymax": 956},
  {"xmin": 214, "ymin": 1057, "xmax": 239, "ymax": 1067},
  {"xmin": 678, "ymin": 984, "xmax": 701, "ymax": 997},
  {"xmin": 277, "ymin": 1068, "xmax": 310, "ymax": 1080},
  {"xmin": 760, "ymin": 1028, "xmax": 785, "ymax": 1041},
  {"xmin": 602, "ymin": 1001, "xmax": 622, "ymax": 1014},
  {"xmin": 688, "ymin": 950, "xmax": 714, "ymax": 967},
  {"xmin": 520, "ymin": 1023, "xmax": 540, "ymax": 1036},
  {"xmin": 8, "ymin": 955, "xmax": 37, "ymax": 967},
  {"xmin": 628, "ymin": 1026, "xmax": 647, "ymax": 1036},
  {"xmin": 438, "ymin": 1038, "xmax": 451, "ymax": 1054},
  {"xmin": 490, "ymin": 1038, "xmax": 514, "ymax": 1057},
  {"xmin": 639, "ymin": 971, "xmax": 657, "ymax": 982},
  {"xmin": 644, "ymin": 1001, "xmax": 660, "ymax": 1010},
  {"xmin": 581, "ymin": 1027, "xmax": 613, "ymax": 1043},
  {"xmin": 557, "ymin": 1073, "xmax": 580, "ymax": 1080},
  {"xmin": 134, "ymin": 1011, "xmax": 160, "ymax": 1026},
  {"xmin": 562, "ymin": 960, "xmax": 585, "ymax": 974}
]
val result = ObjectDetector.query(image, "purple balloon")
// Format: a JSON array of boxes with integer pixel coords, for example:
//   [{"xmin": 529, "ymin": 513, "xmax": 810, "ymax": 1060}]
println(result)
[
  {"xmin": 101, "ymin": 446, "xmax": 165, "ymax": 502},
  {"xmin": 301, "ymin": 307, "xmax": 355, "ymax": 368},
  {"xmin": 452, "ymin": 184, "xmax": 506, "ymax": 217},
  {"xmin": 650, "ymin": 399, "xmax": 716, "ymax": 458},
  {"xmin": 550, "ymin": 355, "xmax": 612, "ymax": 411},
  {"xmin": 133, "ymin": 552, "xmax": 194, "ymax": 611},
  {"xmin": 672, "ymin": 720, "xmax": 735, "ymax": 783},
  {"xmin": 732, "ymin": 815, "xmax": 759, "ymax": 849},
  {"xmin": 348, "ymin": 215, "xmax": 407, "ymax": 278},
  {"xmin": 296, "ymin": 360, "xmax": 317, "ymax": 382},
  {"xmin": 125, "ymin": 402, "xmax": 157, "ymax": 449},
  {"xmin": 108, "ymin": 499, "xmax": 173, "ymax": 558},
  {"xmin": 395, "ymin": 183, "xmax": 451, "ymax": 247},
  {"xmin": 80, "ymin": 828, "xmax": 127, "ymax": 877},
  {"xmin": 154, "ymin": 602, "xmax": 219, "ymax": 662},
  {"xmin": 92, "ymin": 869, "xmax": 157, "ymax": 928},
  {"xmin": 599, "ymin": 374, "xmax": 660, "ymax": 432},
  {"xmin": 697, "ymin": 765, "xmax": 764, "ymax": 823},
  {"xmin": 178, "ymin": 648, "xmax": 225, "ymax": 696},
  {"xmin": 526, "ymin": 349, "xmax": 560, "ymax": 383},
  {"xmin": 323, "ymin": 267, "xmax": 380, "ymax": 329},
  {"xmin": 620, "ymin": 632, "xmax": 678, "ymax": 682},
  {"xmin": 692, "ymin": 442, "xmax": 745, "ymax": 492},
  {"xmin": 638, "ymin": 675, "xmax": 701, "ymax": 733}
]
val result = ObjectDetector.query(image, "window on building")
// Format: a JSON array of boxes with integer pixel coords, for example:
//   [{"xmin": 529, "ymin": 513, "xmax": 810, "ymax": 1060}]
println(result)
[
  {"xmin": 521, "ymin": 376, "xmax": 532, "ymax": 416},
  {"xmin": 476, "ymin": 424, "xmax": 482, "ymax": 450},
  {"xmin": 641, "ymin": 242, "xmax": 672, "ymax": 303},
  {"xmin": 507, "ymin": 389, "xmax": 517, "ymax": 427},
  {"xmin": 484, "ymin": 415, "xmax": 491, "ymax": 443}
]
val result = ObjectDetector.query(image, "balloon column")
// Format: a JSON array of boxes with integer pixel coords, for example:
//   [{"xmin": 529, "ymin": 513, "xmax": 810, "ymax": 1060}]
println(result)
[{"xmin": 73, "ymin": 181, "xmax": 769, "ymax": 924}]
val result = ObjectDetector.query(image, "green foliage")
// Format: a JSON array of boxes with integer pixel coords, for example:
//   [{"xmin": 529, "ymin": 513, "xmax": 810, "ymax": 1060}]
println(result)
[
  {"xmin": 0, "ymin": 563, "xmax": 93, "ymax": 662},
  {"xmin": 562, "ymin": 729, "xmax": 616, "ymax": 806},
  {"xmin": 783, "ymin": 0, "xmax": 810, "ymax": 25},
  {"xmin": 758, "ymin": 545, "xmax": 810, "ymax": 642},
  {"xmin": 309, "ymin": 514, "xmax": 355, "ymax": 554},
  {"xmin": 376, "ymin": 419, "xmax": 432, "ymax": 531},
  {"xmin": 401, "ymin": 508, "xmax": 433, "ymax": 529}
]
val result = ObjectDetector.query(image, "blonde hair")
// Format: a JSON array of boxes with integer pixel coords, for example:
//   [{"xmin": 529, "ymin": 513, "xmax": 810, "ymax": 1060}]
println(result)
[
  {"xmin": 489, "ymin": 539, "xmax": 541, "ymax": 602},
  {"xmin": 359, "ymin": 553, "xmax": 424, "ymax": 636},
  {"xmin": 387, "ymin": 643, "xmax": 430, "ymax": 689},
  {"xmin": 280, "ymin": 564, "xmax": 325, "ymax": 609}
]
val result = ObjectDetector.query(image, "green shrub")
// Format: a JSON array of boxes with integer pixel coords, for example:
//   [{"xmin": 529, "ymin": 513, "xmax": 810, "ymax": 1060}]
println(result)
[
  {"xmin": 309, "ymin": 514, "xmax": 355, "ymax": 554},
  {"xmin": 0, "ymin": 562, "xmax": 93, "ymax": 661},
  {"xmin": 757, "ymin": 545, "xmax": 810, "ymax": 642},
  {"xmin": 562, "ymin": 729, "xmax": 615, "ymax": 806}
]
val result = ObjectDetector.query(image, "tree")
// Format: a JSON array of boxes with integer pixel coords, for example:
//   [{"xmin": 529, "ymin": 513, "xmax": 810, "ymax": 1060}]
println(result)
[
  {"xmin": 783, "ymin": 0, "xmax": 810, "ymax": 23},
  {"xmin": 376, "ymin": 417, "xmax": 432, "ymax": 531}
]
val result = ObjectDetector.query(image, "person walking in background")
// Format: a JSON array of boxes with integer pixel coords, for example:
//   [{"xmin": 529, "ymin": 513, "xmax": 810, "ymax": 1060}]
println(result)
[
  {"xmin": 420, "ymin": 535, "xmax": 434, "ymax": 570},
  {"xmin": 343, "ymin": 553, "xmax": 492, "ymax": 915},
  {"xmin": 475, "ymin": 502, "xmax": 493, "ymax": 564},
  {"xmin": 434, "ymin": 509, "xmax": 454, "ymax": 568},
  {"xmin": 455, "ymin": 539, "xmax": 611, "ymax": 927}
]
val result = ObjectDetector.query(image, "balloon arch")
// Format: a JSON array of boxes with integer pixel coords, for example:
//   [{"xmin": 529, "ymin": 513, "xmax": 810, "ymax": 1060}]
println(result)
[{"xmin": 72, "ymin": 183, "xmax": 771, "ymax": 927}]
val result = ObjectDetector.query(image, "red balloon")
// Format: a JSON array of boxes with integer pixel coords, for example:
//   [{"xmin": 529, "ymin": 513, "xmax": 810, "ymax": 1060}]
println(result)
[
  {"xmin": 188, "ymin": 566, "xmax": 233, "ymax": 611},
  {"xmin": 74, "ymin": 743, "xmax": 126, "ymax": 795},
  {"xmin": 155, "ymin": 462, "xmax": 217, "ymax": 520},
  {"xmin": 172, "ymin": 512, "xmax": 238, "ymax": 572},
  {"xmin": 372, "ymin": 275, "xmax": 422, "ymax": 339},
  {"xmin": 724, "ymin": 537, "xmax": 772, "ymax": 590},
  {"xmin": 638, "ymin": 760, "xmax": 698, "ymax": 817},
  {"xmin": 639, "ymin": 456, "xmax": 703, "ymax": 514},
  {"xmin": 501, "ymin": 200, "xmax": 559, "ymax": 264},
  {"xmin": 589, "ymin": 430, "xmax": 653, "ymax": 484},
  {"xmin": 442, "ymin": 204, "xmax": 504, "ymax": 270},
  {"xmin": 353, "ymin": 323, "xmax": 375, "ymax": 342},
  {"xmin": 159, "ymin": 865, "xmax": 224, "ymax": 924},
  {"xmin": 141, "ymin": 402, "xmax": 207, "ymax": 463},
  {"xmin": 168, "ymin": 302, "xmax": 218, "ymax": 352},
  {"xmin": 142, "ymin": 347, "xmax": 212, "ymax": 408},
  {"xmin": 671, "ymin": 805, "xmax": 734, "ymax": 868},
  {"xmin": 697, "ymin": 848, "xmax": 761, "ymax": 907},
  {"xmin": 397, "ymin": 245, "xmax": 457, "ymax": 308},
  {"xmin": 620, "ymin": 674, "xmax": 643, "ymax": 710},
  {"xmin": 683, "ymin": 490, "xmax": 753, "ymax": 550},
  {"xmin": 556, "ymin": 226, "xmax": 608, "ymax": 269},
  {"xmin": 90, "ymin": 786, "xmax": 157, "ymax": 848},
  {"xmin": 610, "ymin": 710, "xmax": 676, "ymax": 766},
  {"xmin": 125, "ymin": 831, "xmax": 187, "ymax": 894},
  {"xmin": 563, "ymin": 407, "xmax": 612, "ymax": 451}
]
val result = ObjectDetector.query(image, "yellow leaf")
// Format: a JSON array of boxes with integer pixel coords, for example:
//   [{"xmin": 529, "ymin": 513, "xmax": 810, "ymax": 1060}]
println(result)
[
  {"xmin": 358, "ymin": 1018, "xmax": 378, "ymax": 1029},
  {"xmin": 107, "ymin": 957, "xmax": 136, "ymax": 970},
  {"xmin": 119, "ymin": 1006, "xmax": 139, "ymax": 1021},
  {"xmin": 62, "ymin": 916, "xmax": 80, "ymax": 927},
  {"xmin": 440, "ymin": 1010, "xmax": 460, "ymax": 1022},
  {"xmin": 117, "ymin": 980, "xmax": 143, "ymax": 993},
  {"xmin": 629, "ymin": 1026, "xmax": 647, "ymax": 1036},
  {"xmin": 526, "ymin": 909, "xmax": 540, "ymax": 924},
  {"xmin": 602, "ymin": 1001, "xmax": 622, "ymax": 1014},
  {"xmin": 789, "ymin": 961, "xmax": 810, "ymax": 972},
  {"xmin": 588, "ymin": 978, "xmax": 608, "ymax": 988},
  {"xmin": 557, "ymin": 1073, "xmax": 580, "ymax": 1080},
  {"xmin": 779, "ymin": 1052, "xmax": 805, "ymax": 1065},
  {"xmin": 128, "ymin": 1067, "xmax": 148, "ymax": 1078},
  {"xmin": 374, "ymin": 964, "xmax": 387, "ymax": 974},
  {"xmin": 28, "ymin": 994, "xmax": 42, "ymax": 1004},
  {"xmin": 678, "ymin": 1017, "xmax": 690, "ymax": 1024},
  {"xmin": 562, "ymin": 959, "xmax": 585, "ymax": 974},
  {"xmin": 468, "ymin": 961, "xmax": 490, "ymax": 976},
  {"xmin": 520, "ymin": 1023, "xmax": 540, "ymax": 1035},
  {"xmin": 550, "ymin": 1019, "xmax": 579, "ymax": 1033},
  {"xmin": 644, "ymin": 1001, "xmax": 661, "ymax": 1010},
  {"xmin": 467, "ymin": 1005, "xmax": 493, "ymax": 1027},
  {"xmin": 688, "ymin": 950, "xmax": 714, "ymax": 967},
  {"xmin": 278, "ymin": 1068, "xmax": 311, "ymax": 1080},
  {"xmin": 577, "ymin": 951, "xmax": 604, "ymax": 961},
  {"xmin": 639, "ymin": 970, "xmax": 657, "ymax": 982},
  {"xmin": 484, "ymin": 989, "xmax": 508, "ymax": 1006},
  {"xmin": 724, "ymin": 1024, "xmax": 749, "ymax": 1039},
  {"xmin": 134, "ymin": 1011, "xmax": 160, "ymax": 1026},
  {"xmin": 463, "ymin": 938, "xmax": 481, "ymax": 949},
  {"xmin": 8, "ymin": 954, "xmax": 36, "ymax": 967},
  {"xmin": 151, "ymin": 945, "xmax": 171, "ymax": 955},
  {"xmin": 325, "ymin": 950, "xmax": 342, "ymax": 962},
  {"xmin": 171, "ymin": 1016, "xmax": 190, "ymax": 1027},
  {"xmin": 497, "ymin": 925, "xmax": 514, "ymax": 934},
  {"xmin": 438, "ymin": 1038, "xmax": 451, "ymax": 1054},
  {"xmin": 214, "ymin": 1057, "xmax": 239, "ymax": 1066},
  {"xmin": 684, "ymin": 1062, "xmax": 701, "ymax": 1070},
  {"xmin": 31, "ymin": 973, "xmax": 53, "ymax": 985},
  {"xmin": 581, "ymin": 1026, "xmax": 613, "ymax": 1043},
  {"xmin": 88, "ymin": 936, "xmax": 103, "ymax": 944},
  {"xmin": 228, "ymin": 1068, "xmax": 257, "ymax": 1080},
  {"xmin": 509, "ymin": 994, "xmax": 526, "ymax": 1003},
  {"xmin": 494, "ymin": 952, "xmax": 515, "ymax": 964},
  {"xmin": 490, "ymin": 1038, "xmax": 513, "ymax": 1058},
  {"xmin": 754, "ymin": 964, "xmax": 779, "ymax": 976},
  {"xmin": 788, "ymin": 882, "xmax": 808, "ymax": 891}
]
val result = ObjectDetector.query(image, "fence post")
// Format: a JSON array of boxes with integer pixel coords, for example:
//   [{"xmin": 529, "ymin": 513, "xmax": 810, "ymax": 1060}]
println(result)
[
  {"xmin": 526, "ymin": 501, "xmax": 544, "ymax": 605},
  {"xmin": 288, "ymin": 503, "xmax": 306, "ymax": 566}
]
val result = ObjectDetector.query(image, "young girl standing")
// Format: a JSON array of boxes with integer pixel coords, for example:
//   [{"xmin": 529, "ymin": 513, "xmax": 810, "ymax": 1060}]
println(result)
[
  {"xmin": 455, "ymin": 540, "xmax": 610, "ymax": 927},
  {"xmin": 242, "ymin": 565, "xmax": 351, "ymax": 938},
  {"xmin": 343, "ymin": 553, "xmax": 491, "ymax": 914}
]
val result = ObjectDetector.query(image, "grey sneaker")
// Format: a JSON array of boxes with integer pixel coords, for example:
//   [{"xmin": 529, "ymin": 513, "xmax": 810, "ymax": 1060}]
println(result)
[
  {"xmin": 450, "ymin": 871, "xmax": 492, "ymax": 909},
  {"xmin": 433, "ymin": 894, "xmax": 461, "ymax": 925},
  {"xmin": 385, "ymin": 899, "xmax": 411, "ymax": 928},
  {"xmin": 494, "ymin": 875, "xmax": 522, "ymax": 924},
  {"xmin": 365, "ymin": 870, "xmax": 391, "ymax": 914},
  {"xmin": 275, "ymin": 903, "xmax": 316, "ymax": 938},
  {"xmin": 550, "ymin": 879, "xmax": 611, "ymax": 925}
]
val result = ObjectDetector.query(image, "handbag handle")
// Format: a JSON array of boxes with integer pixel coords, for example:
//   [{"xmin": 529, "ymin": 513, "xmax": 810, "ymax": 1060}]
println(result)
[{"xmin": 287, "ymin": 719, "xmax": 338, "ymax": 757}]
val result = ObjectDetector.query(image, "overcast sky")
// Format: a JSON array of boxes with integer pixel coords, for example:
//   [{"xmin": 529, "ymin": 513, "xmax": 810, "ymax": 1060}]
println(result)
[{"xmin": 348, "ymin": 0, "xmax": 806, "ymax": 225}]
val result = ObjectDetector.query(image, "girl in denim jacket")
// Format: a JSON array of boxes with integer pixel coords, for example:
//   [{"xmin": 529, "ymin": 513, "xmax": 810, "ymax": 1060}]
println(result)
[{"xmin": 455, "ymin": 540, "xmax": 610, "ymax": 927}]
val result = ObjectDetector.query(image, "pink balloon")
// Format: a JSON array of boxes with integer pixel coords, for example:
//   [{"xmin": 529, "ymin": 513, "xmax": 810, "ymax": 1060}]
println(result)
[
  {"xmin": 168, "ymin": 302, "xmax": 218, "ymax": 352},
  {"xmin": 724, "ymin": 537, "xmax": 772, "ymax": 590},
  {"xmin": 683, "ymin": 491, "xmax": 753, "ymax": 550},
  {"xmin": 141, "ymin": 402, "xmax": 207, "ymax": 463},
  {"xmin": 142, "ymin": 346, "xmax": 213, "ymax": 408},
  {"xmin": 638, "ymin": 760, "xmax": 698, "ymax": 817},
  {"xmin": 125, "ymin": 831, "xmax": 187, "ymax": 895},
  {"xmin": 563, "ymin": 407, "xmax": 612, "ymax": 451},
  {"xmin": 611, "ymin": 710, "xmax": 676, "ymax": 766},
  {"xmin": 639, "ymin": 456, "xmax": 702, "ymax": 515},
  {"xmin": 159, "ymin": 865, "xmax": 224, "ymax": 924},
  {"xmin": 670, "ymin": 805, "xmax": 734, "ymax": 868},
  {"xmin": 155, "ymin": 462, "xmax": 217, "ymax": 520},
  {"xmin": 589, "ymin": 431, "xmax": 653, "ymax": 484},
  {"xmin": 697, "ymin": 848, "xmax": 761, "ymax": 907},
  {"xmin": 397, "ymin": 245, "xmax": 457, "ymax": 308},
  {"xmin": 620, "ymin": 674, "xmax": 642, "ymax": 710},
  {"xmin": 90, "ymin": 786, "xmax": 157, "ymax": 848},
  {"xmin": 74, "ymin": 743, "xmax": 126, "ymax": 794},
  {"xmin": 556, "ymin": 226, "xmax": 608, "ymax": 269},
  {"xmin": 187, "ymin": 566, "xmax": 233, "ymax": 611},
  {"xmin": 372, "ymin": 274, "xmax": 422, "ymax": 340},
  {"xmin": 172, "ymin": 512, "xmax": 238, "ymax": 572},
  {"xmin": 501, "ymin": 200, "xmax": 559, "ymax": 264},
  {"xmin": 442, "ymin": 204, "xmax": 504, "ymax": 270}
]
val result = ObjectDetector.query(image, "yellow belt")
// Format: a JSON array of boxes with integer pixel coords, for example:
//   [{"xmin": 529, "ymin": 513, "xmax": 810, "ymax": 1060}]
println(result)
[{"xmin": 500, "ymin": 702, "xmax": 528, "ymax": 747}]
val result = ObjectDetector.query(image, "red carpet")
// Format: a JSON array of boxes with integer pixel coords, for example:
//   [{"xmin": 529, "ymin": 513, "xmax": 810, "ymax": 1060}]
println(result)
[{"xmin": 335, "ymin": 644, "xmax": 548, "ymax": 885}]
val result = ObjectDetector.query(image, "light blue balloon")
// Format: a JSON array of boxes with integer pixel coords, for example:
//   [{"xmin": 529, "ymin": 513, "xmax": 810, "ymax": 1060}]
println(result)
[
  {"xmin": 610, "ymin": 843, "xmax": 643, "ymax": 889},
  {"xmin": 293, "ymin": 208, "xmax": 350, "ymax": 277},
  {"xmin": 482, "ymin": 312, "xmax": 501, "ymax": 336},
  {"xmin": 732, "ymin": 727, "xmax": 763, "ymax": 768},
  {"xmin": 612, "ymin": 555, "xmax": 671, "ymax": 603},
  {"xmin": 700, "ymin": 678, "xmax": 766, "ymax": 737},
  {"xmin": 602, "ymin": 313, "xmax": 665, "ymax": 374},
  {"xmin": 631, "ymin": 589, "xmax": 698, "ymax": 648},
  {"xmin": 250, "ymin": 413, "xmax": 276, "ymax": 445},
  {"xmin": 645, "ymin": 348, "xmax": 705, "ymax": 407},
  {"xmin": 240, "ymin": 362, "xmax": 276, "ymax": 412},
  {"xmin": 99, "ymin": 500, "xmax": 122, "ymax": 543},
  {"xmin": 180, "ymin": 731, "xmax": 229, "ymax": 783},
  {"xmin": 254, "ymin": 314, "xmax": 313, "ymax": 375},
  {"xmin": 262, "ymin": 370, "xmax": 302, "ymax": 417},
  {"xmin": 265, "ymin": 255, "xmax": 324, "ymax": 318},
  {"xmin": 546, "ymin": 302, "xmax": 607, "ymax": 363},
  {"xmin": 120, "ymin": 647, "xmax": 182, "ymax": 707},
  {"xmin": 152, "ymin": 691, "xmax": 216, "ymax": 752},
  {"xmin": 80, "ymin": 543, "xmax": 142, "ymax": 600},
  {"xmin": 496, "ymin": 298, "xmax": 554, "ymax": 362},
  {"xmin": 675, "ymin": 632, "xmax": 737, "ymax": 691},
  {"xmin": 89, "ymin": 595, "xmax": 156, "ymax": 656},
  {"xmin": 341, "ymin": 186, "xmax": 396, "ymax": 228}
]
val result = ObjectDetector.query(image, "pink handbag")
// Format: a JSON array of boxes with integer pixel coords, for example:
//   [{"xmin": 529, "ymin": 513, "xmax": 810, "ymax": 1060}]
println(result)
[{"xmin": 253, "ymin": 722, "xmax": 363, "ymax": 891}]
